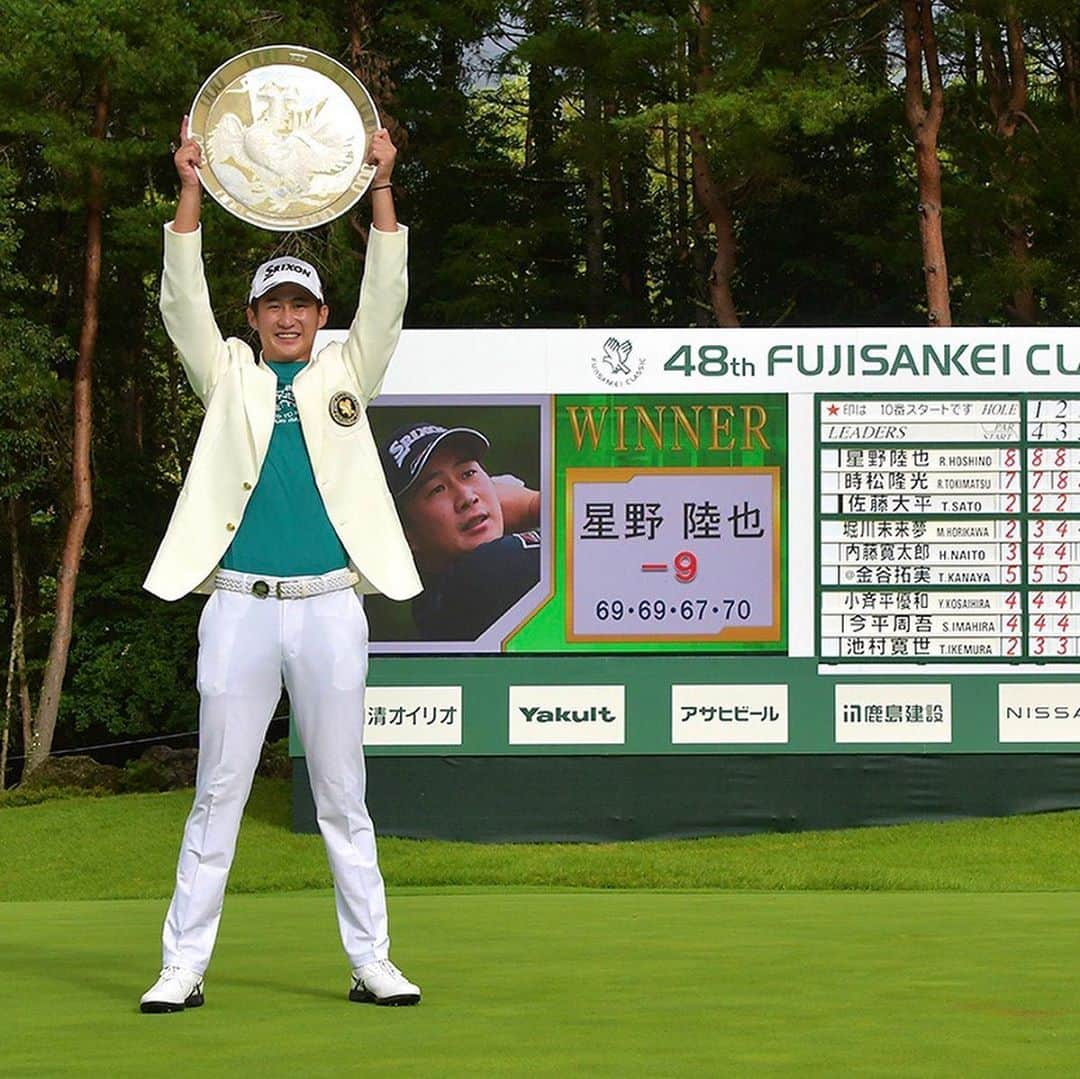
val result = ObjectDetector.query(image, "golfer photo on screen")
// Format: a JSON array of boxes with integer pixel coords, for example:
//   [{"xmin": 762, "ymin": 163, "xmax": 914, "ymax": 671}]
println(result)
[{"xmin": 379, "ymin": 421, "xmax": 541, "ymax": 641}]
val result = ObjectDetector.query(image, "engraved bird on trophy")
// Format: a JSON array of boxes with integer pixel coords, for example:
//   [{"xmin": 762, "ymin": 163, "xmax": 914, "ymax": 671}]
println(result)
[{"xmin": 208, "ymin": 77, "xmax": 357, "ymax": 213}]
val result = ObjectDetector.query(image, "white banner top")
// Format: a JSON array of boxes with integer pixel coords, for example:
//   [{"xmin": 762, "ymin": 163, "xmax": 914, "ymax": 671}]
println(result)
[{"xmin": 313, "ymin": 327, "xmax": 1080, "ymax": 396}]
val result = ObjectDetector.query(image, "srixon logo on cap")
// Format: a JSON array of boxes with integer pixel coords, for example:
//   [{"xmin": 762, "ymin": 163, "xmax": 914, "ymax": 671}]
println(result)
[
  {"xmin": 389, "ymin": 424, "xmax": 444, "ymax": 467},
  {"xmin": 264, "ymin": 261, "xmax": 313, "ymax": 279}
]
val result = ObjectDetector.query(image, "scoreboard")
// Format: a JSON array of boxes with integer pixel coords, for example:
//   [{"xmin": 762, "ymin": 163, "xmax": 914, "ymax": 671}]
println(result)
[
  {"xmin": 819, "ymin": 395, "xmax": 1080, "ymax": 662},
  {"xmin": 291, "ymin": 327, "xmax": 1080, "ymax": 764}
]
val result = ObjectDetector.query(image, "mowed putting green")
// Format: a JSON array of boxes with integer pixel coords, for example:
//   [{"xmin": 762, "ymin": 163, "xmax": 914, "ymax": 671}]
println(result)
[{"xmin": 3, "ymin": 889, "xmax": 1079, "ymax": 1077}]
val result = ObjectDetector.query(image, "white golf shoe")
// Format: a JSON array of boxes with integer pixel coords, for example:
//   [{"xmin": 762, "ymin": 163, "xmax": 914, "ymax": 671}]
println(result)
[
  {"xmin": 140, "ymin": 965, "xmax": 205, "ymax": 1013},
  {"xmin": 349, "ymin": 959, "xmax": 421, "ymax": 1006}
]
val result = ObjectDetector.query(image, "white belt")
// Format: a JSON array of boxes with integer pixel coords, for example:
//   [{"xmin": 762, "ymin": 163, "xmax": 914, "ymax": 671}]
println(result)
[{"xmin": 213, "ymin": 567, "xmax": 359, "ymax": 600}]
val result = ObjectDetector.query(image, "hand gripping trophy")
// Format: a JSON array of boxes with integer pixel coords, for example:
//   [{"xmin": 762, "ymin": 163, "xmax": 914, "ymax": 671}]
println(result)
[{"xmin": 139, "ymin": 47, "xmax": 423, "ymax": 1013}]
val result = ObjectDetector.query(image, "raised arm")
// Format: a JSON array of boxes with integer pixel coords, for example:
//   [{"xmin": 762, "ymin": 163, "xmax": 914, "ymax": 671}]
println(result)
[
  {"xmin": 342, "ymin": 129, "xmax": 408, "ymax": 403},
  {"xmin": 159, "ymin": 116, "xmax": 229, "ymax": 405},
  {"xmin": 369, "ymin": 129, "xmax": 398, "ymax": 235},
  {"xmin": 172, "ymin": 116, "xmax": 202, "ymax": 235}
]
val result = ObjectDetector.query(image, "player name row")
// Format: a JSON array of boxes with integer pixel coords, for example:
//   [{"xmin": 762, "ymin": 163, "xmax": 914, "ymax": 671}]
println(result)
[
  {"xmin": 819, "ymin": 471, "xmax": 1080, "ymax": 494},
  {"xmin": 821, "ymin": 615, "xmax": 1078, "ymax": 634},
  {"xmin": 821, "ymin": 590, "xmax": 1080, "ymax": 613},
  {"xmin": 824, "ymin": 450, "xmax": 1080, "ymax": 470},
  {"xmin": 820, "ymin": 494, "xmax": 1080, "ymax": 514},
  {"xmin": 820, "ymin": 565, "xmax": 1077, "ymax": 585},
  {"xmin": 821, "ymin": 542, "xmax": 1080, "ymax": 563},
  {"xmin": 824, "ymin": 520, "xmax": 1080, "ymax": 541},
  {"xmin": 820, "ymin": 637, "xmax": 1080, "ymax": 658}
]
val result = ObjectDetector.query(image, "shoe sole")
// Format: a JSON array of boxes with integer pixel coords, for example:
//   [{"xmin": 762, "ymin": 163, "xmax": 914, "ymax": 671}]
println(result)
[
  {"xmin": 348, "ymin": 988, "xmax": 420, "ymax": 1006},
  {"xmin": 140, "ymin": 991, "xmax": 204, "ymax": 1014}
]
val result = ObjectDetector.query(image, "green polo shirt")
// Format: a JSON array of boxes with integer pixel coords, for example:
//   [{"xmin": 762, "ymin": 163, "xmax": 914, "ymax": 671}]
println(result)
[{"xmin": 222, "ymin": 361, "xmax": 348, "ymax": 576}]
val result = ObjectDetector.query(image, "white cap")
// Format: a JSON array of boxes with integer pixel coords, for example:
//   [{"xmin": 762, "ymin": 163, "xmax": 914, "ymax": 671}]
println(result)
[{"xmin": 248, "ymin": 256, "xmax": 324, "ymax": 304}]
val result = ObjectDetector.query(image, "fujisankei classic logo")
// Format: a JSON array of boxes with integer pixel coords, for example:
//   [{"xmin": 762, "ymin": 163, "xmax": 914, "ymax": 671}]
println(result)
[{"xmin": 591, "ymin": 336, "xmax": 646, "ymax": 387}]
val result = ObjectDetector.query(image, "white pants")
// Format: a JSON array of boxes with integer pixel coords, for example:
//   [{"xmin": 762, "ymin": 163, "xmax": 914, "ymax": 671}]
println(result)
[{"xmin": 161, "ymin": 586, "xmax": 388, "ymax": 975}]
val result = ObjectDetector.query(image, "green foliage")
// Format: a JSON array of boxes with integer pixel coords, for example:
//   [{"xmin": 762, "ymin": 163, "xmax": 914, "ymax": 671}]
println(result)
[
  {"xmin": 0, "ymin": 166, "xmax": 68, "ymax": 503},
  {"xmin": 0, "ymin": 326, "xmax": 67, "ymax": 502},
  {"xmin": 117, "ymin": 746, "xmax": 198, "ymax": 792},
  {"xmin": 60, "ymin": 485, "xmax": 202, "ymax": 737},
  {"xmin": 18, "ymin": 753, "xmax": 122, "ymax": 791},
  {"xmin": 671, "ymin": 64, "xmax": 883, "ymax": 146},
  {"xmin": 258, "ymin": 737, "xmax": 292, "ymax": 780}
]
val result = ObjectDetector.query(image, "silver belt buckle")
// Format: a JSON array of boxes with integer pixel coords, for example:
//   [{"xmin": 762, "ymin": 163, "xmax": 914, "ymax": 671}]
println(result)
[
  {"xmin": 251, "ymin": 579, "xmax": 270, "ymax": 598},
  {"xmin": 275, "ymin": 580, "xmax": 288, "ymax": 599}
]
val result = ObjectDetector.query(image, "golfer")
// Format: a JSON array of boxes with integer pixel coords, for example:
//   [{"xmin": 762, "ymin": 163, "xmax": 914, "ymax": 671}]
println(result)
[
  {"xmin": 139, "ymin": 118, "xmax": 422, "ymax": 1012},
  {"xmin": 380, "ymin": 421, "xmax": 541, "ymax": 640}
]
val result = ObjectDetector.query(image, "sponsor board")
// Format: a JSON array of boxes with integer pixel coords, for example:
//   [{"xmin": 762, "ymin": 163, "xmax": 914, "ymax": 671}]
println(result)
[
  {"xmin": 363, "ymin": 686, "xmax": 463, "ymax": 746},
  {"xmin": 671, "ymin": 684, "xmax": 789, "ymax": 745},
  {"xmin": 834, "ymin": 684, "xmax": 952, "ymax": 744},
  {"xmin": 508, "ymin": 685, "xmax": 626, "ymax": 745},
  {"xmin": 998, "ymin": 684, "xmax": 1080, "ymax": 743}
]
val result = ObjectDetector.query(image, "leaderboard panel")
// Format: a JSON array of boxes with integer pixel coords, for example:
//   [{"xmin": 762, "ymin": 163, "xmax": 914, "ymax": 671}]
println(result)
[{"xmin": 817, "ymin": 394, "xmax": 1080, "ymax": 663}]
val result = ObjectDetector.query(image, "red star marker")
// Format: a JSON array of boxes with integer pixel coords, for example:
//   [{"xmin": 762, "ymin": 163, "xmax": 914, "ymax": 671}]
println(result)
[{"xmin": 827, "ymin": 404, "xmax": 839, "ymax": 416}]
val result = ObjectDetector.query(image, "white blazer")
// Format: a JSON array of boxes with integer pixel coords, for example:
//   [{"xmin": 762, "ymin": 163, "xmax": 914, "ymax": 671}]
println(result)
[{"xmin": 143, "ymin": 222, "xmax": 422, "ymax": 603}]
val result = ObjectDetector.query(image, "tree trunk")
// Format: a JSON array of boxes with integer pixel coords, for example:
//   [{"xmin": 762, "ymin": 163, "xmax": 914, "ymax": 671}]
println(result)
[
  {"xmin": 131, "ymin": 380, "xmax": 145, "ymax": 455},
  {"xmin": 525, "ymin": 0, "xmax": 556, "ymax": 174},
  {"xmin": 24, "ymin": 77, "xmax": 108, "ymax": 775},
  {"xmin": 690, "ymin": 130, "xmax": 739, "ymax": 327},
  {"xmin": 981, "ymin": 8, "xmax": 1037, "ymax": 324},
  {"xmin": 524, "ymin": 0, "xmax": 571, "ymax": 322},
  {"xmin": 347, "ymin": 1, "xmax": 406, "ymax": 149},
  {"xmin": 1064, "ymin": 20, "xmax": 1079, "ymax": 118},
  {"xmin": 583, "ymin": 0, "xmax": 605, "ymax": 324},
  {"xmin": 17, "ymin": 617, "xmax": 30, "ymax": 755},
  {"xmin": 605, "ymin": 101, "xmax": 634, "ymax": 306},
  {"xmin": 624, "ymin": 146, "xmax": 650, "ymax": 319},
  {"xmin": 2, "ymin": 502, "xmax": 26, "ymax": 790},
  {"xmin": 902, "ymin": 0, "xmax": 952, "ymax": 327},
  {"xmin": 16, "ymin": 505, "xmax": 31, "ymax": 763},
  {"xmin": 122, "ymin": 271, "xmax": 147, "ymax": 456},
  {"xmin": 963, "ymin": 28, "xmax": 979, "ymax": 92},
  {"xmin": 690, "ymin": 1, "xmax": 739, "ymax": 327},
  {"xmin": 661, "ymin": 114, "xmax": 674, "ymax": 248},
  {"xmin": 675, "ymin": 28, "xmax": 690, "ymax": 265},
  {"xmin": 675, "ymin": 23, "xmax": 692, "ymax": 326}
]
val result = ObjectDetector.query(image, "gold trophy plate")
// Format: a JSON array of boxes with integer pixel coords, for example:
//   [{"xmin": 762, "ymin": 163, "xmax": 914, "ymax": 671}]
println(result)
[{"xmin": 188, "ymin": 46, "xmax": 380, "ymax": 231}]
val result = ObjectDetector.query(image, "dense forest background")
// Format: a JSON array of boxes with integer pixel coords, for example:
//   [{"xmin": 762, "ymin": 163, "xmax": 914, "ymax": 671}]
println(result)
[{"xmin": 0, "ymin": 0, "xmax": 1077, "ymax": 782}]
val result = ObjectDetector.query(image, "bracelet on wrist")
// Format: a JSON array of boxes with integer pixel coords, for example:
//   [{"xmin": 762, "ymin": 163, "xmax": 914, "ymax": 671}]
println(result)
[{"xmin": 370, "ymin": 182, "xmax": 393, "ymax": 192}]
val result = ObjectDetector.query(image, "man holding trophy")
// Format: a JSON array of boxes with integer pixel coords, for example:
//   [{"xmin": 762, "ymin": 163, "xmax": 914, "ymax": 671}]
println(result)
[{"xmin": 139, "ymin": 51, "xmax": 423, "ymax": 1013}]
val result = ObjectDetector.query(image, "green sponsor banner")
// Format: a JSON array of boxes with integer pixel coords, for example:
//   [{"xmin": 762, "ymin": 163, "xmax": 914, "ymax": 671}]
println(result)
[{"xmin": 287, "ymin": 654, "xmax": 1080, "ymax": 757}]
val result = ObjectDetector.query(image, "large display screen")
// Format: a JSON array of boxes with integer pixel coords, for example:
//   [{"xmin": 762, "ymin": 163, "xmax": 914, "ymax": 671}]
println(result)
[{"xmin": 302, "ymin": 327, "xmax": 1080, "ymax": 756}]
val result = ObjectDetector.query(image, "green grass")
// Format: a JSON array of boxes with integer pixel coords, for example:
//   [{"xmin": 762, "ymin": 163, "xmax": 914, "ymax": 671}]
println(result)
[
  {"xmin": 3, "ymin": 890, "xmax": 1080, "ymax": 1077},
  {"xmin": 4, "ymin": 778, "xmax": 1080, "ymax": 901}
]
